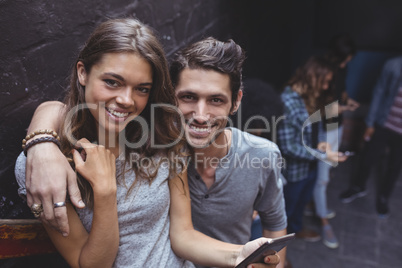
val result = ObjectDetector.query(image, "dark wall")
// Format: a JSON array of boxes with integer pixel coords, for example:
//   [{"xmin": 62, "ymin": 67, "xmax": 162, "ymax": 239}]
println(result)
[{"xmin": 231, "ymin": 0, "xmax": 402, "ymax": 90}]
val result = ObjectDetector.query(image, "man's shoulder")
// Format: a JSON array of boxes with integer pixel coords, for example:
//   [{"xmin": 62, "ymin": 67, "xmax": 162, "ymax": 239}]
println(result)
[{"xmin": 231, "ymin": 128, "xmax": 280, "ymax": 154}]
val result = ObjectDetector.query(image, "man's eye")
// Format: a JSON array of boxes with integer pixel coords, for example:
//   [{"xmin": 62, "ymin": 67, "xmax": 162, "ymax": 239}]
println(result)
[
  {"xmin": 104, "ymin": 79, "xmax": 119, "ymax": 87},
  {"xmin": 211, "ymin": 98, "xmax": 223, "ymax": 103}
]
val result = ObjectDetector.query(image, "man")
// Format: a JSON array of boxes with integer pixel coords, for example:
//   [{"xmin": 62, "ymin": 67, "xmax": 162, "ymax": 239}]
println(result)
[
  {"xmin": 21, "ymin": 37, "xmax": 287, "ymax": 267},
  {"xmin": 339, "ymin": 56, "xmax": 402, "ymax": 217}
]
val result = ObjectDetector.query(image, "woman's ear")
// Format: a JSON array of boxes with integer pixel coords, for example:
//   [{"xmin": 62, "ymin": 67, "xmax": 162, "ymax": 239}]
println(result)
[
  {"xmin": 231, "ymin": 89, "xmax": 243, "ymax": 115},
  {"xmin": 77, "ymin": 61, "xmax": 87, "ymax": 86}
]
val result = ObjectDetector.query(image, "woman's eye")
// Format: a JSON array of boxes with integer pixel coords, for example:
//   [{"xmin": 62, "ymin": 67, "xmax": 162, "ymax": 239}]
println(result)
[
  {"xmin": 181, "ymin": 95, "xmax": 194, "ymax": 101},
  {"xmin": 104, "ymin": 79, "xmax": 119, "ymax": 87},
  {"xmin": 138, "ymin": 87, "xmax": 150, "ymax": 94}
]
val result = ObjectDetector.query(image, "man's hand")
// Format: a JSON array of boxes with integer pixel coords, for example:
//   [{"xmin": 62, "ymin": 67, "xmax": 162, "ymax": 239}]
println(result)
[
  {"xmin": 25, "ymin": 142, "xmax": 84, "ymax": 236},
  {"xmin": 364, "ymin": 127, "xmax": 375, "ymax": 142}
]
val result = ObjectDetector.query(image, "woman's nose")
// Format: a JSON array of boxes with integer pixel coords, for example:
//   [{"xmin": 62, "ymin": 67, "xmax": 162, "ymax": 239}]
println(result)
[{"xmin": 116, "ymin": 88, "xmax": 134, "ymax": 107}]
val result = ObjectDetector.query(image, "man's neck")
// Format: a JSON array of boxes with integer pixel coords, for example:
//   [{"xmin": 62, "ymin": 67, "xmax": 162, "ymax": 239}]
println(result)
[{"xmin": 193, "ymin": 129, "xmax": 231, "ymax": 173}]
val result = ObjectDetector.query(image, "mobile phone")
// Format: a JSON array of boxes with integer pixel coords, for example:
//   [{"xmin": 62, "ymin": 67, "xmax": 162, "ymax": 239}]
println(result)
[
  {"xmin": 235, "ymin": 233, "xmax": 295, "ymax": 268},
  {"xmin": 341, "ymin": 151, "xmax": 355, "ymax": 156}
]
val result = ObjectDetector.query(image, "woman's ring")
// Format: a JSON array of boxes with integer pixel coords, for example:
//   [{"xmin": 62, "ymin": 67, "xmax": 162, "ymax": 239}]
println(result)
[{"xmin": 54, "ymin": 201, "xmax": 67, "ymax": 208}]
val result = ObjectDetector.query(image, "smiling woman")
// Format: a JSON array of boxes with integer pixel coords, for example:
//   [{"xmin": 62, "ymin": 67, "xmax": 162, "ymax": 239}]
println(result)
[
  {"xmin": 77, "ymin": 53, "xmax": 153, "ymax": 143},
  {"xmin": 15, "ymin": 18, "xmax": 189, "ymax": 268}
]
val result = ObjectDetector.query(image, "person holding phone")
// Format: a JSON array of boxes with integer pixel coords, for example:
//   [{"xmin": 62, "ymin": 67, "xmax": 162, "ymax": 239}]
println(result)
[
  {"xmin": 277, "ymin": 56, "xmax": 347, "ymax": 245},
  {"xmin": 170, "ymin": 38, "xmax": 288, "ymax": 268},
  {"xmin": 308, "ymin": 34, "xmax": 359, "ymax": 249}
]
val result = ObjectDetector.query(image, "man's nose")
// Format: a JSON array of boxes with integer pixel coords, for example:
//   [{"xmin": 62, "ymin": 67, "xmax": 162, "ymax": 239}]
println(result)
[{"xmin": 192, "ymin": 101, "xmax": 210, "ymax": 123}]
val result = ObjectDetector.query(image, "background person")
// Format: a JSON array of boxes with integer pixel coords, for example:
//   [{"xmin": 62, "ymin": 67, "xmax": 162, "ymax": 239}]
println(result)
[
  {"xmin": 306, "ymin": 34, "xmax": 359, "ymax": 249},
  {"xmin": 277, "ymin": 56, "xmax": 347, "ymax": 244},
  {"xmin": 339, "ymin": 55, "xmax": 402, "ymax": 218}
]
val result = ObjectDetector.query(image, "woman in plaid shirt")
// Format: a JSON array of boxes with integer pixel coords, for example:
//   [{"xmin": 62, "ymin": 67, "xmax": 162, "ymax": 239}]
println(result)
[{"xmin": 277, "ymin": 56, "xmax": 347, "ymax": 242}]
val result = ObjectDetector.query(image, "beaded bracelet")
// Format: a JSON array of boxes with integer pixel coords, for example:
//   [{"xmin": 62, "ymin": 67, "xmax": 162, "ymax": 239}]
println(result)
[
  {"xmin": 23, "ymin": 136, "xmax": 61, "ymax": 156},
  {"xmin": 22, "ymin": 129, "xmax": 60, "ymax": 149}
]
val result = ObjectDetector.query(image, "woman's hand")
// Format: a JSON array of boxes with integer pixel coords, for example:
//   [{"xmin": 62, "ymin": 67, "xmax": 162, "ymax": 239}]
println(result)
[
  {"xmin": 346, "ymin": 98, "xmax": 360, "ymax": 111},
  {"xmin": 317, "ymin": 142, "xmax": 347, "ymax": 163},
  {"xmin": 326, "ymin": 150, "xmax": 348, "ymax": 163},
  {"xmin": 317, "ymin": 142, "xmax": 330, "ymax": 152},
  {"xmin": 236, "ymin": 238, "xmax": 281, "ymax": 268},
  {"xmin": 72, "ymin": 138, "xmax": 116, "ymax": 195}
]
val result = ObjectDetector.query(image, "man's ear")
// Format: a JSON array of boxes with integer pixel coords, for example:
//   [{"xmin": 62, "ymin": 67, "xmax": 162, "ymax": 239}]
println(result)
[
  {"xmin": 77, "ymin": 61, "xmax": 87, "ymax": 86},
  {"xmin": 231, "ymin": 89, "xmax": 243, "ymax": 115}
]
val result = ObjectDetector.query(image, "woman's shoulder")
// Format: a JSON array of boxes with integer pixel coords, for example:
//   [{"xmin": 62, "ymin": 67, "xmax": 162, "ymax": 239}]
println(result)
[{"xmin": 281, "ymin": 87, "xmax": 301, "ymax": 103}]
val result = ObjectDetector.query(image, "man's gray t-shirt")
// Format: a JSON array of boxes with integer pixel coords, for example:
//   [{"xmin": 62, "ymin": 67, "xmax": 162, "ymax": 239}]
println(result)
[{"xmin": 188, "ymin": 128, "xmax": 287, "ymax": 245}]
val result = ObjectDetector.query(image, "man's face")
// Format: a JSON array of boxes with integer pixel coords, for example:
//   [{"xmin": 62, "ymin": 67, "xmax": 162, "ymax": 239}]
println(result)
[{"xmin": 175, "ymin": 68, "xmax": 240, "ymax": 148}]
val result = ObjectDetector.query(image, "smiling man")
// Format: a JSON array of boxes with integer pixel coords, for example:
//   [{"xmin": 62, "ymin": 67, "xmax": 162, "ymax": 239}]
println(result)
[{"xmin": 170, "ymin": 38, "xmax": 288, "ymax": 268}]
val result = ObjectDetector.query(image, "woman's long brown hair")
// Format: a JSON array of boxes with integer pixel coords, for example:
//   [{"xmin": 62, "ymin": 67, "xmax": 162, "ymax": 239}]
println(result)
[
  {"xmin": 287, "ymin": 56, "xmax": 335, "ymax": 114},
  {"xmin": 59, "ymin": 18, "xmax": 186, "ymax": 207}
]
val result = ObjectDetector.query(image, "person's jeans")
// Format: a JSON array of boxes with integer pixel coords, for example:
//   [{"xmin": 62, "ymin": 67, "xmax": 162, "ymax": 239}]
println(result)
[
  {"xmin": 284, "ymin": 169, "xmax": 317, "ymax": 233},
  {"xmin": 352, "ymin": 125, "xmax": 402, "ymax": 201},
  {"xmin": 314, "ymin": 126, "xmax": 343, "ymax": 218}
]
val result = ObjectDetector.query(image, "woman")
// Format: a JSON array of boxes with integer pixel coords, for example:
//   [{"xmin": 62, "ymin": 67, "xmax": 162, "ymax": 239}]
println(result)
[
  {"xmin": 311, "ymin": 34, "xmax": 359, "ymax": 248},
  {"xmin": 277, "ymin": 56, "xmax": 347, "ymax": 244},
  {"xmin": 15, "ymin": 18, "xmax": 277, "ymax": 267}
]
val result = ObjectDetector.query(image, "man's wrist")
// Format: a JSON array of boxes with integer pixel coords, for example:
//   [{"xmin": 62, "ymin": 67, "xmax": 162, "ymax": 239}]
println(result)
[{"xmin": 26, "ymin": 140, "xmax": 63, "ymax": 157}]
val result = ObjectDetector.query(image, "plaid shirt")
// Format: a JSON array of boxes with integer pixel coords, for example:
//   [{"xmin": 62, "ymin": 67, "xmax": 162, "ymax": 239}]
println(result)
[{"xmin": 277, "ymin": 86, "xmax": 324, "ymax": 182}]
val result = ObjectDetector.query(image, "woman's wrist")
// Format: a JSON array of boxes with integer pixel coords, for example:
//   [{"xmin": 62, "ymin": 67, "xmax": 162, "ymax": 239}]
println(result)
[{"xmin": 92, "ymin": 182, "xmax": 117, "ymax": 197}]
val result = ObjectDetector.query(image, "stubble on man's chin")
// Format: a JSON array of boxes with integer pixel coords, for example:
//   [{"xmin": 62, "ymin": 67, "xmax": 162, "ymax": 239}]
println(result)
[{"xmin": 186, "ymin": 129, "xmax": 225, "ymax": 150}]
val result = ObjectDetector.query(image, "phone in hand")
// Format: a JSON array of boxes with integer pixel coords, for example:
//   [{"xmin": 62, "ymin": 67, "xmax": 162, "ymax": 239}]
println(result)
[
  {"xmin": 340, "ymin": 151, "xmax": 355, "ymax": 156},
  {"xmin": 235, "ymin": 233, "xmax": 295, "ymax": 268}
]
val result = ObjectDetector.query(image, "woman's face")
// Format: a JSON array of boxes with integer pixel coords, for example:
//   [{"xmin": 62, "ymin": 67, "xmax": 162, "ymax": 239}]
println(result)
[
  {"xmin": 312, "ymin": 71, "xmax": 333, "ymax": 97},
  {"xmin": 77, "ymin": 52, "xmax": 153, "ymax": 136},
  {"xmin": 321, "ymin": 72, "xmax": 333, "ymax": 91}
]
